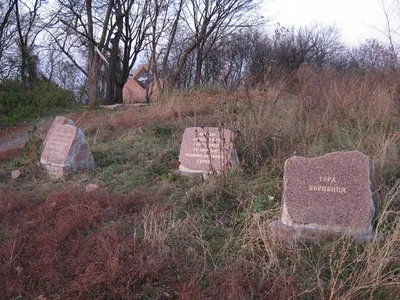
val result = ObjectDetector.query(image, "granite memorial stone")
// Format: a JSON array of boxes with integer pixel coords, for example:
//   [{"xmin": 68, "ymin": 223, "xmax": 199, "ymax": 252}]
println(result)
[
  {"xmin": 123, "ymin": 65, "xmax": 162, "ymax": 104},
  {"xmin": 44, "ymin": 116, "xmax": 74, "ymax": 145},
  {"xmin": 270, "ymin": 151, "xmax": 374, "ymax": 241},
  {"xmin": 177, "ymin": 127, "xmax": 238, "ymax": 175},
  {"xmin": 40, "ymin": 117, "xmax": 94, "ymax": 178}
]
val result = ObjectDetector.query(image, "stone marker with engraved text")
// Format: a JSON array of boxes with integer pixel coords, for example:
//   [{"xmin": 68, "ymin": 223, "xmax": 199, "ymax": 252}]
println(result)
[
  {"xmin": 40, "ymin": 117, "xmax": 94, "ymax": 178},
  {"xmin": 270, "ymin": 151, "xmax": 375, "ymax": 241},
  {"xmin": 123, "ymin": 64, "xmax": 162, "ymax": 104},
  {"xmin": 177, "ymin": 127, "xmax": 238, "ymax": 175},
  {"xmin": 44, "ymin": 116, "xmax": 74, "ymax": 145}
]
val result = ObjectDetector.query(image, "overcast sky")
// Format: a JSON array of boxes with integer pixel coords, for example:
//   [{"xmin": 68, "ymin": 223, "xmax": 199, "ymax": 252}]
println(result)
[{"xmin": 263, "ymin": 0, "xmax": 389, "ymax": 46}]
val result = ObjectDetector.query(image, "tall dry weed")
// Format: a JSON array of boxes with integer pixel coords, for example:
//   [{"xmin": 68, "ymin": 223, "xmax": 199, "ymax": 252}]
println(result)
[
  {"xmin": 1, "ymin": 67, "xmax": 400, "ymax": 299},
  {"xmin": 295, "ymin": 66, "xmax": 399, "ymax": 152}
]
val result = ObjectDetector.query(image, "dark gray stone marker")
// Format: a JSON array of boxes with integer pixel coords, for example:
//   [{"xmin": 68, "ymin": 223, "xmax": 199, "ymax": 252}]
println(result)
[{"xmin": 271, "ymin": 151, "xmax": 375, "ymax": 241}]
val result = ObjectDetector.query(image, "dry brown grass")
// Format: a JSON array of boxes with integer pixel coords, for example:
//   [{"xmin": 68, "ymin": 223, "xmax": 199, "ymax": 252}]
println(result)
[
  {"xmin": 1, "ymin": 68, "xmax": 400, "ymax": 299},
  {"xmin": 0, "ymin": 147, "xmax": 23, "ymax": 160},
  {"xmin": 64, "ymin": 91, "xmax": 224, "ymax": 142}
]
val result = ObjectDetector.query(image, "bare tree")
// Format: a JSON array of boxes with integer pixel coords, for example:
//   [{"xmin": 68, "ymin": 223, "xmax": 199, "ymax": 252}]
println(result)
[
  {"xmin": 119, "ymin": 0, "xmax": 151, "ymax": 101},
  {"xmin": 161, "ymin": 0, "xmax": 259, "ymax": 86},
  {"xmin": 144, "ymin": 0, "xmax": 185, "ymax": 88},
  {"xmin": 349, "ymin": 39, "xmax": 397, "ymax": 72},
  {"xmin": 1, "ymin": 0, "xmax": 56, "ymax": 83},
  {"xmin": 376, "ymin": 0, "xmax": 400, "ymax": 52},
  {"xmin": 161, "ymin": 0, "xmax": 184, "ymax": 79},
  {"xmin": 272, "ymin": 24, "xmax": 342, "ymax": 70},
  {"xmin": 52, "ymin": 0, "xmax": 116, "ymax": 104},
  {"xmin": 52, "ymin": 0, "xmax": 151, "ymax": 105},
  {"xmin": 8, "ymin": 0, "xmax": 53, "ymax": 88},
  {"xmin": 0, "ymin": 0, "xmax": 16, "ymax": 78}
]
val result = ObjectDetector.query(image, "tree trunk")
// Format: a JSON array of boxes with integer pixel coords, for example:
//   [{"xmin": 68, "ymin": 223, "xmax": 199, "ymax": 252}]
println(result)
[
  {"xmin": 194, "ymin": 44, "xmax": 203, "ymax": 87},
  {"xmin": 86, "ymin": 0, "xmax": 98, "ymax": 106},
  {"xmin": 15, "ymin": 0, "xmax": 29, "ymax": 88},
  {"xmin": 105, "ymin": 33, "xmax": 121, "ymax": 104},
  {"xmin": 105, "ymin": 58, "xmax": 115, "ymax": 105},
  {"xmin": 88, "ymin": 56, "xmax": 99, "ymax": 106},
  {"xmin": 161, "ymin": 0, "xmax": 184, "ymax": 84}
]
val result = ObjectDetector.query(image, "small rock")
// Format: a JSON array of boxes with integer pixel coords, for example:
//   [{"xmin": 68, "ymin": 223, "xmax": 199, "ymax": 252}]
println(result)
[
  {"xmin": 86, "ymin": 183, "xmax": 100, "ymax": 193},
  {"xmin": 11, "ymin": 170, "xmax": 21, "ymax": 179},
  {"xmin": 15, "ymin": 266, "xmax": 23, "ymax": 275}
]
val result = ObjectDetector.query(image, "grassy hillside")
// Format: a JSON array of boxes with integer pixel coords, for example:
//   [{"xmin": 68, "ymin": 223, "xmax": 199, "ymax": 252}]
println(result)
[{"xmin": 1, "ymin": 68, "xmax": 400, "ymax": 299}]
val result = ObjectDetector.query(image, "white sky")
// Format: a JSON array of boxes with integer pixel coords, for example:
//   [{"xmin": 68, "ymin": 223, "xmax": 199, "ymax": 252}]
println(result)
[{"xmin": 263, "ymin": 0, "xmax": 389, "ymax": 46}]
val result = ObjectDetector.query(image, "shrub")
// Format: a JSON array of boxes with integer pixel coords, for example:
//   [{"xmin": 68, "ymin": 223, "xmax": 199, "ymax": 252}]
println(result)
[{"xmin": 0, "ymin": 79, "xmax": 75, "ymax": 126}]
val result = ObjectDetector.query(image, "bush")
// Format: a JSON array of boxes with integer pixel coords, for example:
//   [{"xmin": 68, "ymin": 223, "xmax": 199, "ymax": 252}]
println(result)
[{"xmin": 0, "ymin": 79, "xmax": 75, "ymax": 126}]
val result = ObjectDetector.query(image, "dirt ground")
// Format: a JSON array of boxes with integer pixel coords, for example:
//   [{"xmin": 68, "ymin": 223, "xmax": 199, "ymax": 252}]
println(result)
[{"xmin": 0, "ymin": 123, "xmax": 31, "ymax": 160}]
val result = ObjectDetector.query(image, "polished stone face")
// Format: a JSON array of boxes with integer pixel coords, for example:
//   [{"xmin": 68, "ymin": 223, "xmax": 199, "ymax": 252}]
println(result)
[
  {"xmin": 178, "ymin": 127, "xmax": 234, "ymax": 172},
  {"xmin": 134, "ymin": 68, "xmax": 152, "ymax": 89},
  {"xmin": 123, "ymin": 65, "xmax": 156, "ymax": 104},
  {"xmin": 281, "ymin": 151, "xmax": 374, "ymax": 235},
  {"xmin": 44, "ymin": 116, "xmax": 74, "ymax": 145},
  {"xmin": 41, "ymin": 124, "xmax": 77, "ymax": 166}
]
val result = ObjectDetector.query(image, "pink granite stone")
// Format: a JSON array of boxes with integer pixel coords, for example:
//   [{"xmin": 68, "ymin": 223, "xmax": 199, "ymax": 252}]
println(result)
[
  {"xmin": 11, "ymin": 170, "xmax": 21, "ymax": 179},
  {"xmin": 178, "ymin": 127, "xmax": 238, "ymax": 175},
  {"xmin": 44, "ymin": 116, "xmax": 74, "ymax": 145},
  {"xmin": 122, "ymin": 65, "xmax": 162, "ymax": 104},
  {"xmin": 40, "ymin": 118, "xmax": 94, "ymax": 179},
  {"xmin": 271, "ymin": 151, "xmax": 374, "ymax": 241},
  {"xmin": 41, "ymin": 124, "xmax": 77, "ymax": 166}
]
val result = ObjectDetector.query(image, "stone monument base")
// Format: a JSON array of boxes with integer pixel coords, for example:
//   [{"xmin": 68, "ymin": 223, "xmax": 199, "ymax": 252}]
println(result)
[
  {"xmin": 176, "ymin": 149, "xmax": 239, "ymax": 177},
  {"xmin": 269, "ymin": 221, "xmax": 375, "ymax": 244},
  {"xmin": 175, "ymin": 165, "xmax": 234, "ymax": 179},
  {"xmin": 176, "ymin": 165, "xmax": 209, "ymax": 176}
]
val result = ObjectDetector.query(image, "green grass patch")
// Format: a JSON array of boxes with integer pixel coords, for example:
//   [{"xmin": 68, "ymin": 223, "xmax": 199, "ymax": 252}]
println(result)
[{"xmin": 0, "ymin": 79, "xmax": 76, "ymax": 126}]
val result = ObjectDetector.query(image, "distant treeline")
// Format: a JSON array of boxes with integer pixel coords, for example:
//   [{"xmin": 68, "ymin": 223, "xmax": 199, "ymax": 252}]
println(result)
[{"xmin": 0, "ymin": 0, "xmax": 398, "ymax": 105}]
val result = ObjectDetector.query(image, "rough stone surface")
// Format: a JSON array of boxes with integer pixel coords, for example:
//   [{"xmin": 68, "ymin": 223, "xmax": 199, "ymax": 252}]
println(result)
[
  {"xmin": 122, "ymin": 65, "xmax": 163, "ymax": 104},
  {"xmin": 86, "ymin": 183, "xmax": 100, "ymax": 193},
  {"xmin": 44, "ymin": 116, "xmax": 74, "ymax": 145},
  {"xmin": 271, "ymin": 151, "xmax": 374, "ymax": 240},
  {"xmin": 177, "ymin": 127, "xmax": 238, "ymax": 175},
  {"xmin": 11, "ymin": 170, "xmax": 21, "ymax": 179},
  {"xmin": 40, "ymin": 117, "xmax": 94, "ymax": 179}
]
